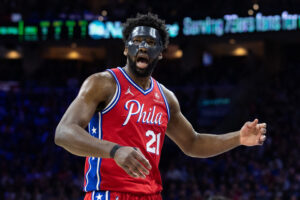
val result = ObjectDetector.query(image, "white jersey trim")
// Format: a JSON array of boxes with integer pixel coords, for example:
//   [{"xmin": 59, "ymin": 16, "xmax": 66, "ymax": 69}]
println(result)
[
  {"xmin": 102, "ymin": 69, "xmax": 121, "ymax": 114},
  {"xmin": 118, "ymin": 67, "xmax": 154, "ymax": 95},
  {"xmin": 84, "ymin": 157, "xmax": 92, "ymax": 191},
  {"xmin": 157, "ymin": 82, "xmax": 170, "ymax": 121}
]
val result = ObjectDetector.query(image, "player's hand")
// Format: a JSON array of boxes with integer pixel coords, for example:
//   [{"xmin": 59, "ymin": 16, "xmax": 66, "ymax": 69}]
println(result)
[
  {"xmin": 113, "ymin": 146, "xmax": 152, "ymax": 178},
  {"xmin": 240, "ymin": 119, "xmax": 267, "ymax": 146}
]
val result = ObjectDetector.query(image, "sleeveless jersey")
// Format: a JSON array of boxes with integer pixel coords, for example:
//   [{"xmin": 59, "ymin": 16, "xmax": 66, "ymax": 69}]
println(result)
[{"xmin": 83, "ymin": 67, "xmax": 170, "ymax": 194}]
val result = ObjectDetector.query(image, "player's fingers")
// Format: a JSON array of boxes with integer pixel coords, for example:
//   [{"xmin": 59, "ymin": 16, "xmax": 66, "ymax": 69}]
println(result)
[
  {"xmin": 135, "ymin": 147, "xmax": 142, "ymax": 154},
  {"xmin": 246, "ymin": 119, "xmax": 257, "ymax": 129},
  {"xmin": 246, "ymin": 121, "xmax": 252, "ymax": 128},
  {"xmin": 258, "ymin": 135, "xmax": 266, "ymax": 145},
  {"xmin": 132, "ymin": 158, "xmax": 149, "ymax": 176},
  {"xmin": 256, "ymin": 123, "xmax": 267, "ymax": 135},
  {"xmin": 130, "ymin": 166, "xmax": 145, "ymax": 178},
  {"xmin": 252, "ymin": 119, "xmax": 258, "ymax": 127},
  {"xmin": 127, "ymin": 159, "xmax": 146, "ymax": 178},
  {"xmin": 134, "ymin": 148, "xmax": 152, "ymax": 170},
  {"xmin": 123, "ymin": 165, "xmax": 139, "ymax": 178},
  {"xmin": 257, "ymin": 123, "xmax": 266, "ymax": 129},
  {"xmin": 129, "ymin": 165, "xmax": 146, "ymax": 178}
]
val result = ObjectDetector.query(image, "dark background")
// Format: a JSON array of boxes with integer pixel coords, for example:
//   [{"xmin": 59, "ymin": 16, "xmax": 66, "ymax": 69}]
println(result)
[{"xmin": 0, "ymin": 0, "xmax": 300, "ymax": 199}]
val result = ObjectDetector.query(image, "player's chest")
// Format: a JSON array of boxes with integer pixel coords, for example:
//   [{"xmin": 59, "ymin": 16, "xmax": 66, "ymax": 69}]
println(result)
[{"xmin": 114, "ymin": 92, "xmax": 168, "ymax": 128}]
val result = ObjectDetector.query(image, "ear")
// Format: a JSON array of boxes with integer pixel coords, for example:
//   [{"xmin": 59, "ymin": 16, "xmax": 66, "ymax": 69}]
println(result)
[
  {"xmin": 158, "ymin": 52, "xmax": 163, "ymax": 60},
  {"xmin": 124, "ymin": 47, "xmax": 128, "ymax": 56}
]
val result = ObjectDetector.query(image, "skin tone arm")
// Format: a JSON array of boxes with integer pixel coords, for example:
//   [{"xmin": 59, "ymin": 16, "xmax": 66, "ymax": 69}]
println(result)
[
  {"xmin": 55, "ymin": 72, "xmax": 151, "ymax": 178},
  {"xmin": 162, "ymin": 85, "xmax": 267, "ymax": 158}
]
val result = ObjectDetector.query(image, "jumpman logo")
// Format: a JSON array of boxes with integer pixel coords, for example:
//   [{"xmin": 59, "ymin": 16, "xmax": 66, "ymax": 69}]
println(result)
[{"xmin": 125, "ymin": 86, "xmax": 134, "ymax": 96}]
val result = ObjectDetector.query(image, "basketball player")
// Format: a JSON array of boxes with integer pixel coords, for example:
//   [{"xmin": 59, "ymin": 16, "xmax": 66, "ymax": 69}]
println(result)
[{"xmin": 55, "ymin": 13, "xmax": 267, "ymax": 200}]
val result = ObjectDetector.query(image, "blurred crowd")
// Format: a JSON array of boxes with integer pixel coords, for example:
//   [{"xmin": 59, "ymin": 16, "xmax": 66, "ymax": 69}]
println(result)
[
  {"xmin": 160, "ymin": 56, "xmax": 300, "ymax": 200},
  {"xmin": 0, "ymin": 51, "xmax": 299, "ymax": 200}
]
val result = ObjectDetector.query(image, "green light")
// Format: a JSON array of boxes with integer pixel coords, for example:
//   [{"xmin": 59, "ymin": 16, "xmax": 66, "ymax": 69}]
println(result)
[
  {"xmin": 40, "ymin": 21, "xmax": 50, "ymax": 40},
  {"xmin": 40, "ymin": 21, "xmax": 50, "ymax": 27},
  {"xmin": 18, "ymin": 21, "xmax": 24, "ymax": 35},
  {"xmin": 66, "ymin": 20, "xmax": 76, "ymax": 38},
  {"xmin": 53, "ymin": 21, "xmax": 63, "ymax": 40},
  {"xmin": 0, "ymin": 27, "xmax": 18, "ymax": 35},
  {"xmin": 25, "ymin": 26, "xmax": 38, "ymax": 34},
  {"xmin": 53, "ymin": 21, "xmax": 63, "ymax": 27},
  {"xmin": 24, "ymin": 26, "xmax": 38, "ymax": 41},
  {"xmin": 79, "ymin": 20, "xmax": 88, "ymax": 38},
  {"xmin": 9, "ymin": 27, "xmax": 18, "ymax": 34},
  {"xmin": 201, "ymin": 98, "xmax": 231, "ymax": 106},
  {"xmin": 0, "ymin": 27, "xmax": 7, "ymax": 34},
  {"xmin": 18, "ymin": 21, "xmax": 24, "ymax": 41}
]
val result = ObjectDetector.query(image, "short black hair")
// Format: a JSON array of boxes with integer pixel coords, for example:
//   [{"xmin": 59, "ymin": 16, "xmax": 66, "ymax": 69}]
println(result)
[{"xmin": 122, "ymin": 13, "xmax": 169, "ymax": 49}]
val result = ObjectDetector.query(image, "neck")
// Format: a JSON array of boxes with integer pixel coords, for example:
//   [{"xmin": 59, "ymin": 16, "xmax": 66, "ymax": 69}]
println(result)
[{"xmin": 123, "ymin": 65, "xmax": 151, "ymax": 90}]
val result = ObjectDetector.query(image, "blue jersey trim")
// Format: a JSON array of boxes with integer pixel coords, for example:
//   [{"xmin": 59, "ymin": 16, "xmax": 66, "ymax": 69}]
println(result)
[
  {"xmin": 118, "ymin": 67, "xmax": 154, "ymax": 95},
  {"xmin": 102, "ymin": 69, "xmax": 121, "ymax": 114},
  {"xmin": 84, "ymin": 112, "xmax": 103, "ymax": 192},
  {"xmin": 96, "ymin": 112, "xmax": 102, "ymax": 190},
  {"xmin": 84, "ymin": 123, "xmax": 92, "ymax": 192},
  {"xmin": 157, "ymin": 81, "xmax": 170, "ymax": 121}
]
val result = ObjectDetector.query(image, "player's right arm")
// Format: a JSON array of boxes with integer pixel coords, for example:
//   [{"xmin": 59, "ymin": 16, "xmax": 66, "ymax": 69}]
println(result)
[
  {"xmin": 55, "ymin": 72, "xmax": 151, "ymax": 178},
  {"xmin": 55, "ymin": 72, "xmax": 116, "ymax": 158}
]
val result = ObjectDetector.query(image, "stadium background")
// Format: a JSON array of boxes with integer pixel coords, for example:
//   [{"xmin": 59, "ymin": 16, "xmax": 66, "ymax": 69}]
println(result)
[{"xmin": 0, "ymin": 0, "xmax": 300, "ymax": 199}]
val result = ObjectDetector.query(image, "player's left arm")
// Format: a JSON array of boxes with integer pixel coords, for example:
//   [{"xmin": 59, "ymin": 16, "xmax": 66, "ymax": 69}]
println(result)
[{"xmin": 162, "ymin": 85, "xmax": 267, "ymax": 158}]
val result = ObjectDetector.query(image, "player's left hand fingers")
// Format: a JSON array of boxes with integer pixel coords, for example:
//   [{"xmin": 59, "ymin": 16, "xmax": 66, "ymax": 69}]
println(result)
[
  {"xmin": 246, "ymin": 119, "xmax": 258, "ymax": 130},
  {"xmin": 257, "ymin": 123, "xmax": 266, "ymax": 129},
  {"xmin": 256, "ymin": 123, "xmax": 267, "ymax": 134},
  {"xmin": 261, "ymin": 128, "xmax": 267, "ymax": 134},
  {"xmin": 250, "ymin": 119, "xmax": 258, "ymax": 128},
  {"xmin": 258, "ymin": 135, "xmax": 266, "ymax": 145}
]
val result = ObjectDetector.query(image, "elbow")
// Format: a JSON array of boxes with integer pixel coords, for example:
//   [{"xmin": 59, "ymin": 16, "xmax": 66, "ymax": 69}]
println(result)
[
  {"xmin": 183, "ymin": 148, "xmax": 200, "ymax": 158},
  {"xmin": 54, "ymin": 125, "xmax": 67, "ymax": 147},
  {"xmin": 178, "ymin": 138, "xmax": 197, "ymax": 158},
  {"xmin": 181, "ymin": 140, "xmax": 210, "ymax": 158},
  {"xmin": 183, "ymin": 148, "xmax": 210, "ymax": 158},
  {"xmin": 181, "ymin": 143, "xmax": 198, "ymax": 158}
]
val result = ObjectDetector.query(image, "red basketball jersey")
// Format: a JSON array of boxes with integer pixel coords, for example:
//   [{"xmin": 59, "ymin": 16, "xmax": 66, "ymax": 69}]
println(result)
[{"xmin": 83, "ymin": 67, "xmax": 170, "ymax": 194}]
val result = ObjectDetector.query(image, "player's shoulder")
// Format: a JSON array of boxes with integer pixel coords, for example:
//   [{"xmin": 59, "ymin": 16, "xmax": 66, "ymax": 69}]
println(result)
[
  {"xmin": 80, "ymin": 70, "xmax": 116, "ymax": 99},
  {"xmin": 158, "ymin": 83, "xmax": 180, "ymax": 111},
  {"xmin": 84, "ymin": 70, "xmax": 115, "ymax": 88},
  {"xmin": 159, "ymin": 83, "xmax": 174, "ymax": 99},
  {"xmin": 87, "ymin": 70, "xmax": 114, "ymax": 83}
]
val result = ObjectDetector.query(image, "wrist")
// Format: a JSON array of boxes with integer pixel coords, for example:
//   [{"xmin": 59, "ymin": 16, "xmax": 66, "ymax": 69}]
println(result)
[
  {"xmin": 237, "ymin": 130, "xmax": 242, "ymax": 145},
  {"xmin": 110, "ymin": 144, "xmax": 122, "ymax": 159}
]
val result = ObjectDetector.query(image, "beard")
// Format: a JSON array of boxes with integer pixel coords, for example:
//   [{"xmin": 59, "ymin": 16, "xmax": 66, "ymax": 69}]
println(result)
[{"xmin": 127, "ymin": 55, "xmax": 159, "ymax": 77}]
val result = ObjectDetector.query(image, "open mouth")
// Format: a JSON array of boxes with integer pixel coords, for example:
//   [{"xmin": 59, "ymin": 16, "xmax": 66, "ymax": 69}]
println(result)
[{"xmin": 136, "ymin": 54, "xmax": 149, "ymax": 69}]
